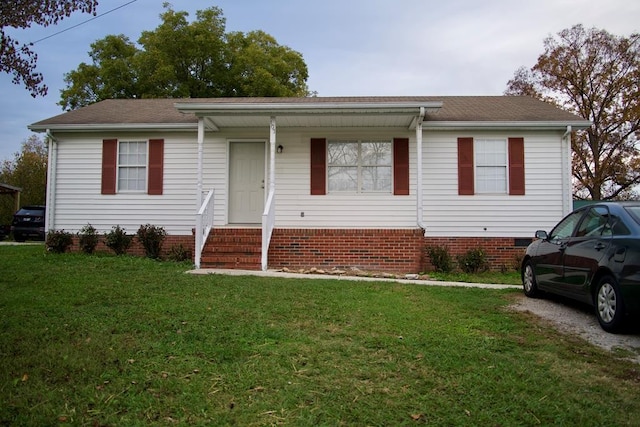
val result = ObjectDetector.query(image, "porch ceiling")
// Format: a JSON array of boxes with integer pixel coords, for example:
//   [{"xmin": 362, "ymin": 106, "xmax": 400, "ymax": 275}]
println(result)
[{"xmin": 175, "ymin": 100, "xmax": 443, "ymax": 131}]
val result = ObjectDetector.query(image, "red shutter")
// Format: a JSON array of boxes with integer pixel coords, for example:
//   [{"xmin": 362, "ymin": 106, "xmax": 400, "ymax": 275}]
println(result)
[
  {"xmin": 509, "ymin": 137, "xmax": 525, "ymax": 195},
  {"xmin": 310, "ymin": 138, "xmax": 326, "ymax": 195},
  {"xmin": 458, "ymin": 137, "xmax": 474, "ymax": 195},
  {"xmin": 393, "ymin": 138, "xmax": 409, "ymax": 195},
  {"xmin": 101, "ymin": 139, "xmax": 117, "ymax": 195},
  {"xmin": 148, "ymin": 139, "xmax": 164, "ymax": 195}
]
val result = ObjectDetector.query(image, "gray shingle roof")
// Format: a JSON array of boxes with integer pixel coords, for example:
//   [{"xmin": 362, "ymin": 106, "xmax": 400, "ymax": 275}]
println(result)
[{"xmin": 30, "ymin": 96, "xmax": 586, "ymax": 127}]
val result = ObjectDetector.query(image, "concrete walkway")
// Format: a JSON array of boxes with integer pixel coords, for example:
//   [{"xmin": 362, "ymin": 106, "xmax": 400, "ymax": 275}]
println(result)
[{"xmin": 189, "ymin": 268, "xmax": 521, "ymax": 290}]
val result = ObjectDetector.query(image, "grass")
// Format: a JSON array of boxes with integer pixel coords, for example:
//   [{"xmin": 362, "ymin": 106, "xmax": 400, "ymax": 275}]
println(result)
[
  {"xmin": 427, "ymin": 270, "xmax": 521, "ymax": 285},
  {"xmin": 1, "ymin": 245, "xmax": 640, "ymax": 425}
]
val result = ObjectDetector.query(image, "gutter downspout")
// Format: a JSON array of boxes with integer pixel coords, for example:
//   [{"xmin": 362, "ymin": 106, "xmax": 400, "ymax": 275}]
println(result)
[
  {"xmin": 45, "ymin": 129, "xmax": 57, "ymax": 232},
  {"xmin": 416, "ymin": 107, "xmax": 426, "ymax": 234},
  {"xmin": 561, "ymin": 125, "xmax": 572, "ymax": 215}
]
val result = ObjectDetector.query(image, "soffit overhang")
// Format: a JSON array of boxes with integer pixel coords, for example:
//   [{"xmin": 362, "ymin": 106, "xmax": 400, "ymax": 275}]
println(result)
[{"xmin": 174, "ymin": 101, "xmax": 444, "ymax": 131}]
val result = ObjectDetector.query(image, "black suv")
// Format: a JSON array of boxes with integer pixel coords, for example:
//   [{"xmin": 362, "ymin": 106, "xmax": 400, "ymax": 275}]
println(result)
[{"xmin": 12, "ymin": 205, "xmax": 46, "ymax": 242}]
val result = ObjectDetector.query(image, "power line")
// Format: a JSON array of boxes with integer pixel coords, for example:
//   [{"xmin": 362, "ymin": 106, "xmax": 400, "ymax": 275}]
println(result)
[{"xmin": 31, "ymin": 0, "xmax": 139, "ymax": 45}]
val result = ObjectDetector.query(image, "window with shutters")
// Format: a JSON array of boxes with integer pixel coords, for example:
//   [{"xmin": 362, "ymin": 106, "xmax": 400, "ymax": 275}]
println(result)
[
  {"xmin": 327, "ymin": 140, "xmax": 392, "ymax": 193},
  {"xmin": 457, "ymin": 137, "xmax": 525, "ymax": 196},
  {"xmin": 118, "ymin": 141, "xmax": 147, "ymax": 192},
  {"xmin": 475, "ymin": 139, "xmax": 507, "ymax": 193}
]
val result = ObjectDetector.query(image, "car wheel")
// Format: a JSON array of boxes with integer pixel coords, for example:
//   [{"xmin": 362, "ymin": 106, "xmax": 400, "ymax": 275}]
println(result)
[
  {"xmin": 14, "ymin": 234, "xmax": 25, "ymax": 242},
  {"xmin": 522, "ymin": 261, "xmax": 541, "ymax": 298},
  {"xmin": 595, "ymin": 275, "xmax": 625, "ymax": 333}
]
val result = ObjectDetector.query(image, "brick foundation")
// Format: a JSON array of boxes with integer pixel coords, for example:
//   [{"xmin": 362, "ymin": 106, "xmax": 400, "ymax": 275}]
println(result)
[
  {"xmin": 67, "ymin": 235, "xmax": 194, "ymax": 259},
  {"xmin": 62, "ymin": 231, "xmax": 530, "ymax": 274},
  {"xmin": 268, "ymin": 228, "xmax": 425, "ymax": 274},
  {"xmin": 423, "ymin": 237, "xmax": 530, "ymax": 272}
]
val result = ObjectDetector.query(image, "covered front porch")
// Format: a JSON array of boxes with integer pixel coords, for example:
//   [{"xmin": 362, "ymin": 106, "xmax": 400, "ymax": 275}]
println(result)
[{"xmin": 174, "ymin": 98, "xmax": 442, "ymax": 270}]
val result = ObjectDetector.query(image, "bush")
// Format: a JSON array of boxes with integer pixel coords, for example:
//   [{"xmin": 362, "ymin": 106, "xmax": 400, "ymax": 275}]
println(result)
[
  {"xmin": 457, "ymin": 248, "xmax": 489, "ymax": 273},
  {"xmin": 136, "ymin": 224, "xmax": 166, "ymax": 259},
  {"xmin": 166, "ymin": 243, "xmax": 191, "ymax": 262},
  {"xmin": 104, "ymin": 225, "xmax": 132, "ymax": 255},
  {"xmin": 78, "ymin": 223, "xmax": 99, "ymax": 254},
  {"xmin": 426, "ymin": 245, "xmax": 454, "ymax": 273},
  {"xmin": 45, "ymin": 230, "xmax": 73, "ymax": 253}
]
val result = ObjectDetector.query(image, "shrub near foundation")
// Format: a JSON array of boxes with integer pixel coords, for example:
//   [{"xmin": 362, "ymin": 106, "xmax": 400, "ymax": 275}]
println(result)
[
  {"xmin": 77, "ymin": 224, "xmax": 99, "ymax": 254},
  {"xmin": 457, "ymin": 248, "xmax": 489, "ymax": 273},
  {"xmin": 426, "ymin": 245, "xmax": 454, "ymax": 273},
  {"xmin": 45, "ymin": 230, "xmax": 73, "ymax": 253},
  {"xmin": 104, "ymin": 225, "xmax": 132, "ymax": 255},
  {"xmin": 137, "ymin": 224, "xmax": 167, "ymax": 259}
]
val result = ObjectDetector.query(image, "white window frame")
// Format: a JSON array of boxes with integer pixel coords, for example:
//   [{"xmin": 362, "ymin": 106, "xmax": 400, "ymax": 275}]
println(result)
[
  {"xmin": 475, "ymin": 139, "xmax": 508, "ymax": 194},
  {"xmin": 117, "ymin": 140, "xmax": 148, "ymax": 193},
  {"xmin": 327, "ymin": 139, "xmax": 392, "ymax": 193}
]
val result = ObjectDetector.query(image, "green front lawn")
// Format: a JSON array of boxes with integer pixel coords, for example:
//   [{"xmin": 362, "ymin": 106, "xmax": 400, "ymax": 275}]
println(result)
[{"xmin": 1, "ymin": 245, "xmax": 639, "ymax": 425}]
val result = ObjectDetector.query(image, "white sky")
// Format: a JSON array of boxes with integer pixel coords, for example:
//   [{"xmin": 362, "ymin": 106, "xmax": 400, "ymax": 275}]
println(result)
[{"xmin": 0, "ymin": 0, "xmax": 638, "ymax": 160}]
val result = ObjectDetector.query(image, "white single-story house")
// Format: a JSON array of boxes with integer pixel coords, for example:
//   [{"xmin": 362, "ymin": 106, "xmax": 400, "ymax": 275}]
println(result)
[{"xmin": 29, "ymin": 96, "xmax": 590, "ymax": 272}]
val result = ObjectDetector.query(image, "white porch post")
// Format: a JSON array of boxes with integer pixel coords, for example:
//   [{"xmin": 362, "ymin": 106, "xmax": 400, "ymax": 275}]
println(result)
[
  {"xmin": 269, "ymin": 116, "xmax": 276, "ymax": 192},
  {"xmin": 416, "ymin": 108, "xmax": 425, "ymax": 231},
  {"xmin": 197, "ymin": 117, "xmax": 204, "ymax": 208}
]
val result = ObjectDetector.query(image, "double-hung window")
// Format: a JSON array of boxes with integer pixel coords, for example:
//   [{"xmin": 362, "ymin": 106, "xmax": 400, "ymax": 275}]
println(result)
[
  {"xmin": 327, "ymin": 140, "xmax": 392, "ymax": 192},
  {"xmin": 118, "ymin": 141, "xmax": 147, "ymax": 192},
  {"xmin": 475, "ymin": 139, "xmax": 507, "ymax": 193}
]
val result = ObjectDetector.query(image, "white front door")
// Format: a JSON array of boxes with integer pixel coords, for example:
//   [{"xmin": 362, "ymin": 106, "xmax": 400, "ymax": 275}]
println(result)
[{"xmin": 229, "ymin": 141, "xmax": 265, "ymax": 224}]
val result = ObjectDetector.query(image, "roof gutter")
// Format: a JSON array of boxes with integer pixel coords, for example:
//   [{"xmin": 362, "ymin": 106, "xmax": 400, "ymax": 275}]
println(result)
[
  {"xmin": 422, "ymin": 120, "xmax": 591, "ymax": 131},
  {"xmin": 28, "ymin": 123, "xmax": 197, "ymax": 132}
]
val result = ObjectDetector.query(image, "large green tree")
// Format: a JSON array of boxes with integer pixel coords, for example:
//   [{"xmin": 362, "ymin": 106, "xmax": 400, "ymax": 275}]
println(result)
[
  {"xmin": 505, "ymin": 25, "xmax": 640, "ymax": 200},
  {"xmin": 0, "ymin": 135, "xmax": 48, "ymax": 224},
  {"xmin": 0, "ymin": 0, "xmax": 98, "ymax": 97},
  {"xmin": 60, "ymin": 4, "xmax": 310, "ymax": 110}
]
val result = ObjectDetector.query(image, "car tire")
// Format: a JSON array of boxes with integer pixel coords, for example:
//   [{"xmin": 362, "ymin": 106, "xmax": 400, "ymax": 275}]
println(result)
[
  {"xmin": 595, "ymin": 275, "xmax": 625, "ymax": 333},
  {"xmin": 522, "ymin": 261, "xmax": 541, "ymax": 298},
  {"xmin": 14, "ymin": 234, "xmax": 25, "ymax": 243}
]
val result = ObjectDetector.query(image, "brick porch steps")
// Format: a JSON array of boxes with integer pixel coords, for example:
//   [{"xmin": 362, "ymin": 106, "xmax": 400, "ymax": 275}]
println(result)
[{"xmin": 200, "ymin": 228, "xmax": 262, "ymax": 270}]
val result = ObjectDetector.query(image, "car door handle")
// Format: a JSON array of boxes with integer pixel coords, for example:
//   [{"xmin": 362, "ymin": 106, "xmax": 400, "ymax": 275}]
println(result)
[{"xmin": 594, "ymin": 242, "xmax": 606, "ymax": 251}]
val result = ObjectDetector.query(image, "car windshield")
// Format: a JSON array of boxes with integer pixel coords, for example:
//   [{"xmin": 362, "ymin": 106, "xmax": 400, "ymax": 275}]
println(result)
[
  {"xmin": 16, "ymin": 208, "xmax": 44, "ymax": 216},
  {"xmin": 625, "ymin": 206, "xmax": 640, "ymax": 226}
]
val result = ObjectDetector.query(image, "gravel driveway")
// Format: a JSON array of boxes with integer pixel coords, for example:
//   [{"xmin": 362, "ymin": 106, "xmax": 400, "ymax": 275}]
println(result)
[{"xmin": 509, "ymin": 293, "xmax": 640, "ymax": 363}]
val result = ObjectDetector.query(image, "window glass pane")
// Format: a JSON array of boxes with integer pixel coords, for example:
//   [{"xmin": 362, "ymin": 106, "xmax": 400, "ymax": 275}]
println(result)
[
  {"xmin": 549, "ymin": 210, "xmax": 584, "ymax": 242},
  {"xmin": 328, "ymin": 141, "xmax": 358, "ymax": 166},
  {"xmin": 361, "ymin": 141, "xmax": 391, "ymax": 166},
  {"xmin": 362, "ymin": 166, "xmax": 391, "ymax": 191},
  {"xmin": 328, "ymin": 166, "xmax": 357, "ymax": 191},
  {"xmin": 475, "ymin": 139, "xmax": 507, "ymax": 194},
  {"xmin": 476, "ymin": 140, "xmax": 506, "ymax": 166},
  {"xmin": 476, "ymin": 166, "xmax": 506, "ymax": 193},
  {"xmin": 327, "ymin": 140, "xmax": 393, "ymax": 193},
  {"xmin": 118, "ymin": 141, "xmax": 147, "ymax": 191}
]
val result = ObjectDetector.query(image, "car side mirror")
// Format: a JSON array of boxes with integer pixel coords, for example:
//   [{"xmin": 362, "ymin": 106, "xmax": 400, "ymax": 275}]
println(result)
[{"xmin": 535, "ymin": 230, "xmax": 548, "ymax": 240}]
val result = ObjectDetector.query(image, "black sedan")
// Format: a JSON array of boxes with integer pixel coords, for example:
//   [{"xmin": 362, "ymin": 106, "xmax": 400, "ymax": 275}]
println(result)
[{"xmin": 521, "ymin": 202, "xmax": 640, "ymax": 332}]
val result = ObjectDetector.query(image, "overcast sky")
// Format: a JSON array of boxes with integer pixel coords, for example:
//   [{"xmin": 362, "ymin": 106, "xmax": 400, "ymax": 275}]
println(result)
[{"xmin": 0, "ymin": 0, "xmax": 638, "ymax": 161}]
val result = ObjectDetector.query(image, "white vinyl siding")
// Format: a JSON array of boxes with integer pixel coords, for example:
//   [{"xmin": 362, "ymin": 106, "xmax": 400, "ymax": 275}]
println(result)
[
  {"xmin": 48, "ymin": 128, "xmax": 569, "ymax": 238},
  {"xmin": 422, "ymin": 131, "xmax": 566, "ymax": 237},
  {"xmin": 50, "ymin": 133, "xmax": 198, "ymax": 234}
]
